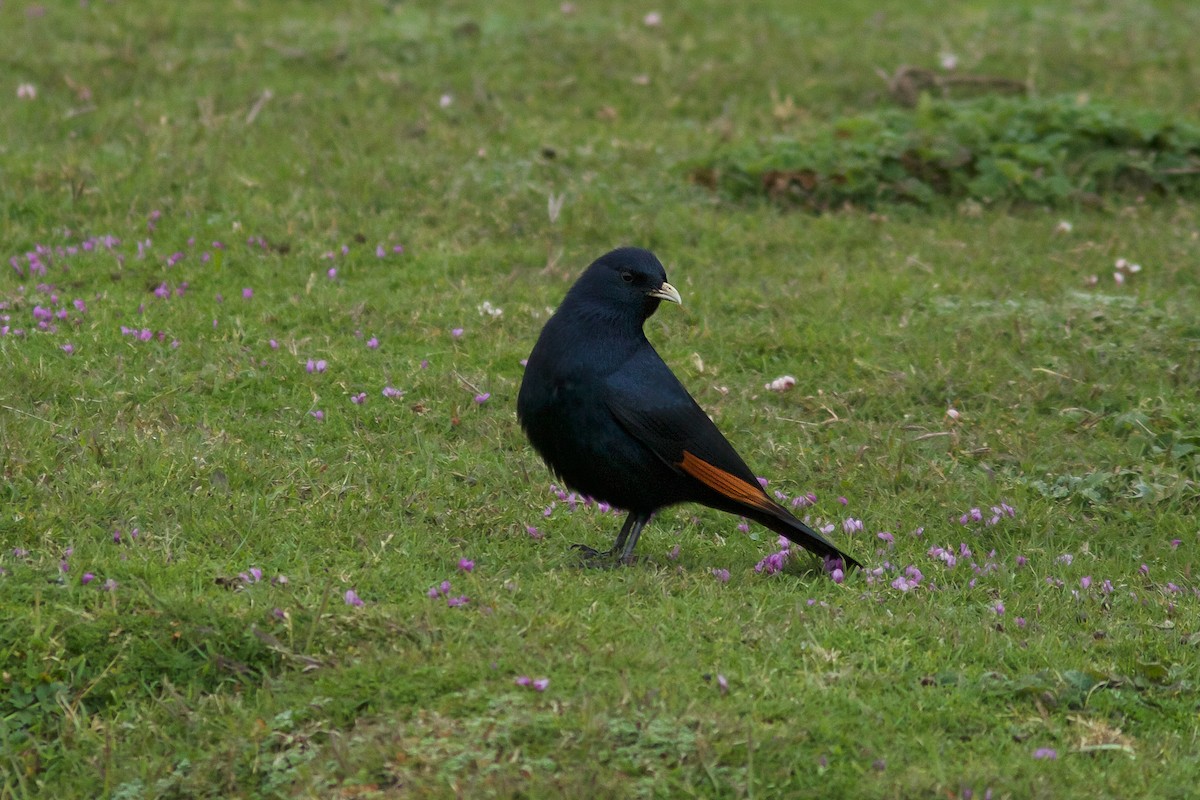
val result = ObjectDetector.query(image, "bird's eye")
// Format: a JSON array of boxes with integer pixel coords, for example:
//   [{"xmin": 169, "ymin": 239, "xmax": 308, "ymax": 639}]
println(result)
[{"xmin": 620, "ymin": 271, "xmax": 634, "ymax": 283}]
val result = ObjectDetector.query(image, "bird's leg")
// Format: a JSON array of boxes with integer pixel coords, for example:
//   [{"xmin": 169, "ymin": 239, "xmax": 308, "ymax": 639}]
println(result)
[
  {"xmin": 573, "ymin": 512, "xmax": 643, "ymax": 567},
  {"xmin": 615, "ymin": 513, "xmax": 650, "ymax": 565}
]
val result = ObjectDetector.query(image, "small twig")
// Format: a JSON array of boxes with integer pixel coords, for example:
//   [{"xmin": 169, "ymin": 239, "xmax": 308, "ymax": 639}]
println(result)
[
  {"xmin": 245, "ymin": 89, "xmax": 274, "ymax": 125},
  {"xmin": 1, "ymin": 404, "xmax": 62, "ymax": 428},
  {"xmin": 1033, "ymin": 367, "xmax": 1081, "ymax": 383},
  {"xmin": 452, "ymin": 370, "xmax": 483, "ymax": 395}
]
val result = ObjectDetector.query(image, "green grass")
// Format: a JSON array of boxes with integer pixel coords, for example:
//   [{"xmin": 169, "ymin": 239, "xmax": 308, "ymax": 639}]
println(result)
[{"xmin": 2, "ymin": 1, "xmax": 1198, "ymax": 797}]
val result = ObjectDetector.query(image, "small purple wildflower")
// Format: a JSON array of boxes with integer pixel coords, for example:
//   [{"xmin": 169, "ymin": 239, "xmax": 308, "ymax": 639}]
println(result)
[
  {"xmin": 426, "ymin": 586, "xmax": 441, "ymax": 599},
  {"xmin": 526, "ymin": 525, "xmax": 542, "ymax": 539},
  {"xmin": 446, "ymin": 595, "xmax": 470, "ymax": 607},
  {"xmin": 382, "ymin": 386, "xmax": 404, "ymax": 398},
  {"xmin": 736, "ymin": 519, "xmax": 750, "ymax": 533},
  {"xmin": 366, "ymin": 336, "xmax": 379, "ymax": 349},
  {"xmin": 310, "ymin": 410, "xmax": 324, "ymax": 421},
  {"xmin": 269, "ymin": 339, "xmax": 279, "ymax": 349},
  {"xmin": 450, "ymin": 327, "xmax": 464, "ymax": 339},
  {"xmin": 1056, "ymin": 553, "xmax": 1073, "ymax": 565},
  {"xmin": 1016, "ymin": 555, "xmax": 1027, "ymax": 567},
  {"xmin": 351, "ymin": 392, "xmax": 367, "ymax": 405},
  {"xmin": 458, "ymin": 558, "xmax": 475, "ymax": 572},
  {"xmin": 830, "ymin": 568, "xmax": 844, "ymax": 584},
  {"xmin": 877, "ymin": 531, "xmax": 894, "ymax": 546},
  {"xmin": 1139, "ymin": 564, "xmax": 1149, "ymax": 576},
  {"xmin": 101, "ymin": 578, "xmax": 118, "ymax": 592},
  {"xmin": 711, "ymin": 568, "xmax": 730, "ymax": 583},
  {"xmin": 843, "ymin": 518, "xmax": 863, "ymax": 534},
  {"xmin": 532, "ymin": 677, "xmax": 549, "ymax": 691},
  {"xmin": 61, "ymin": 343, "xmax": 74, "ymax": 354},
  {"xmin": 891, "ymin": 575, "xmax": 916, "ymax": 592},
  {"xmin": 242, "ymin": 288, "xmax": 253, "ymax": 300},
  {"xmin": 993, "ymin": 601, "xmax": 1005, "ymax": 615},
  {"xmin": 375, "ymin": 244, "xmax": 386, "ymax": 258},
  {"xmin": 327, "ymin": 267, "xmax": 337, "ymax": 279},
  {"xmin": 343, "ymin": 589, "xmax": 364, "ymax": 607},
  {"xmin": 515, "ymin": 675, "xmax": 532, "ymax": 687},
  {"xmin": 1080, "ymin": 576, "xmax": 1092, "ymax": 589},
  {"xmin": 1032, "ymin": 748, "xmax": 1057, "ymax": 760},
  {"xmin": 474, "ymin": 392, "xmax": 490, "ymax": 404},
  {"xmin": 716, "ymin": 674, "xmax": 729, "ymax": 694},
  {"xmin": 756, "ymin": 477, "xmax": 768, "ymax": 488},
  {"xmin": 1015, "ymin": 617, "xmax": 1027, "ymax": 628},
  {"xmin": 81, "ymin": 572, "xmax": 96, "ymax": 585}
]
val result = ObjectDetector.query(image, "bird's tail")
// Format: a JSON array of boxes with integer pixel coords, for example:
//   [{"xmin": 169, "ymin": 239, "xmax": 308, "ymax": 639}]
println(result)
[{"xmin": 749, "ymin": 504, "xmax": 863, "ymax": 570}]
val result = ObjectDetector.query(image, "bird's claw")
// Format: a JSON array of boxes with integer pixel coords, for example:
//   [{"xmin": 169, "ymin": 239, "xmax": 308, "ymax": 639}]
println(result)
[{"xmin": 571, "ymin": 543, "xmax": 637, "ymax": 568}]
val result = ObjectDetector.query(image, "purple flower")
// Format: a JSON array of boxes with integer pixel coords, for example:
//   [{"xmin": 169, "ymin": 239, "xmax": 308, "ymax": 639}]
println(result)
[
  {"xmin": 101, "ymin": 578, "xmax": 118, "ymax": 592},
  {"xmin": 375, "ymin": 244, "xmax": 386, "ymax": 258},
  {"xmin": 343, "ymin": 589, "xmax": 364, "ymax": 607},
  {"xmin": 61, "ymin": 343, "xmax": 74, "ymax": 354},
  {"xmin": 1015, "ymin": 617, "xmax": 1027, "ymax": 628},
  {"xmin": 756, "ymin": 477, "xmax": 768, "ymax": 488},
  {"xmin": 843, "ymin": 518, "xmax": 863, "ymax": 534},
  {"xmin": 1080, "ymin": 576, "xmax": 1092, "ymax": 589},
  {"xmin": 891, "ymin": 575, "xmax": 916, "ymax": 592},
  {"xmin": 81, "ymin": 572, "xmax": 96, "ymax": 585},
  {"xmin": 248, "ymin": 567, "xmax": 263, "ymax": 582},
  {"xmin": 1101, "ymin": 579, "xmax": 1113, "ymax": 594},
  {"xmin": 446, "ymin": 595, "xmax": 470, "ymax": 607},
  {"xmin": 382, "ymin": 386, "xmax": 404, "ymax": 398},
  {"xmin": 993, "ymin": 601, "xmax": 1005, "ymax": 615},
  {"xmin": 242, "ymin": 288, "xmax": 253, "ymax": 299},
  {"xmin": 327, "ymin": 267, "xmax": 337, "ymax": 279},
  {"xmin": 426, "ymin": 586, "xmax": 441, "ymax": 599},
  {"xmin": 1032, "ymin": 748, "xmax": 1057, "ymax": 760},
  {"xmin": 711, "ymin": 568, "xmax": 730, "ymax": 583},
  {"xmin": 458, "ymin": 558, "xmax": 475, "ymax": 572},
  {"xmin": 451, "ymin": 327, "xmax": 464, "ymax": 338},
  {"xmin": 514, "ymin": 675, "xmax": 532, "ymax": 687},
  {"xmin": 1139, "ymin": 563, "xmax": 1149, "ymax": 576},
  {"xmin": 830, "ymin": 568, "xmax": 844, "ymax": 584},
  {"xmin": 474, "ymin": 392, "xmax": 490, "ymax": 404},
  {"xmin": 366, "ymin": 336, "xmax": 379, "ymax": 349},
  {"xmin": 351, "ymin": 392, "xmax": 367, "ymax": 405},
  {"xmin": 877, "ymin": 531, "xmax": 894, "ymax": 545},
  {"xmin": 736, "ymin": 518, "xmax": 750, "ymax": 534},
  {"xmin": 1016, "ymin": 555, "xmax": 1027, "ymax": 567},
  {"xmin": 526, "ymin": 525, "xmax": 542, "ymax": 539},
  {"xmin": 310, "ymin": 410, "xmax": 324, "ymax": 421},
  {"xmin": 440, "ymin": 580, "xmax": 452, "ymax": 595},
  {"xmin": 1056, "ymin": 553, "xmax": 1073, "ymax": 565},
  {"xmin": 716, "ymin": 674, "xmax": 729, "ymax": 694}
]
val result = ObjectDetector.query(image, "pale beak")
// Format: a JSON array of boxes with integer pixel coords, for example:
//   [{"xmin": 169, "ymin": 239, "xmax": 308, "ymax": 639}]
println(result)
[{"xmin": 648, "ymin": 281, "xmax": 682, "ymax": 305}]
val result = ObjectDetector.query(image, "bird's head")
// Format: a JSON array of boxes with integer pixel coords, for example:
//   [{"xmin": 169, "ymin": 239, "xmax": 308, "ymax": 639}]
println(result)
[{"xmin": 565, "ymin": 247, "xmax": 682, "ymax": 323}]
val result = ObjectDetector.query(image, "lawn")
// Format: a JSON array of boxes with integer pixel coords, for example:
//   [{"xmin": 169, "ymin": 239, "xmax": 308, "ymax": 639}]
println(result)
[{"xmin": 1, "ymin": 1, "xmax": 1198, "ymax": 797}]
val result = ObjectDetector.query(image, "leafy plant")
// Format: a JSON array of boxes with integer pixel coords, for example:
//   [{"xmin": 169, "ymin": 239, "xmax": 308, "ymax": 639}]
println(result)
[{"xmin": 692, "ymin": 95, "xmax": 1200, "ymax": 210}]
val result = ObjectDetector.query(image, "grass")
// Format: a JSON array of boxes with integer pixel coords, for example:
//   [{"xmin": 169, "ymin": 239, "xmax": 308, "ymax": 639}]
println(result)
[{"xmin": 2, "ymin": 0, "xmax": 1198, "ymax": 797}]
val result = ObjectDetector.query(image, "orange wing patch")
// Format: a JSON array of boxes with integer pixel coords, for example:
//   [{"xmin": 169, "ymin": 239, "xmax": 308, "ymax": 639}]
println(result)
[{"xmin": 677, "ymin": 451, "xmax": 777, "ymax": 513}]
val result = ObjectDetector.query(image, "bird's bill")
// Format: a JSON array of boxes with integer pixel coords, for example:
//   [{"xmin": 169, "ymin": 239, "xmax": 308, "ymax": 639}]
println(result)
[{"xmin": 648, "ymin": 281, "xmax": 682, "ymax": 305}]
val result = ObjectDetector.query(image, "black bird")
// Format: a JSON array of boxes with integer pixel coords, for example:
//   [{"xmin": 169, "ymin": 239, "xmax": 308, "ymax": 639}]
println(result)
[{"xmin": 517, "ymin": 247, "xmax": 861, "ymax": 570}]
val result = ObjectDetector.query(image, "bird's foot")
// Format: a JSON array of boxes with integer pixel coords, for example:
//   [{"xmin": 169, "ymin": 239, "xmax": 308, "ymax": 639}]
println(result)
[{"xmin": 571, "ymin": 543, "xmax": 637, "ymax": 568}]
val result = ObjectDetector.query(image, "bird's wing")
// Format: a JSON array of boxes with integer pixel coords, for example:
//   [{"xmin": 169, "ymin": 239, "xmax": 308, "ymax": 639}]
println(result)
[{"xmin": 604, "ymin": 349, "xmax": 779, "ymax": 516}]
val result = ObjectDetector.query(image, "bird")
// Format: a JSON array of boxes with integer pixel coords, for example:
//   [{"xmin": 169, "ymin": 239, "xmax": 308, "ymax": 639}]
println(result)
[{"xmin": 516, "ymin": 247, "xmax": 861, "ymax": 571}]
